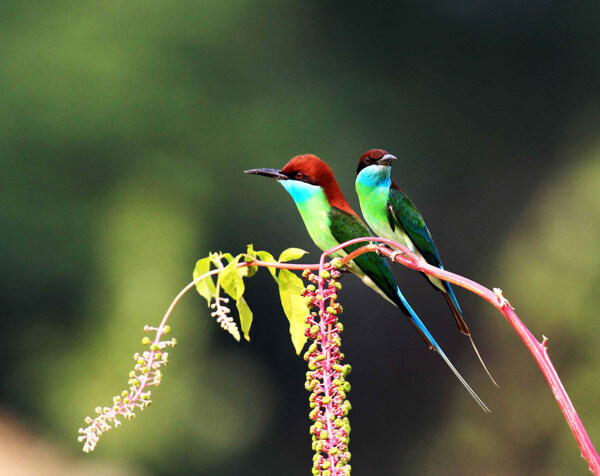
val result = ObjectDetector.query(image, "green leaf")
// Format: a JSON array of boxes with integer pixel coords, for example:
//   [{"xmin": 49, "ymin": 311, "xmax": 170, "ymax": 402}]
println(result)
[
  {"xmin": 221, "ymin": 252, "xmax": 235, "ymax": 263},
  {"xmin": 256, "ymin": 250, "xmax": 278, "ymax": 280},
  {"xmin": 236, "ymin": 296, "xmax": 253, "ymax": 341},
  {"xmin": 193, "ymin": 256, "xmax": 216, "ymax": 306},
  {"xmin": 278, "ymin": 269, "xmax": 309, "ymax": 354},
  {"xmin": 219, "ymin": 255, "xmax": 245, "ymax": 300},
  {"xmin": 240, "ymin": 244, "xmax": 258, "ymax": 278},
  {"xmin": 278, "ymin": 247, "xmax": 308, "ymax": 263}
]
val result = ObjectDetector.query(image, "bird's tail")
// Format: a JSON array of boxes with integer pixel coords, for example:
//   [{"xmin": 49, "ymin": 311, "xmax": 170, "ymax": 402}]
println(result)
[
  {"xmin": 443, "ymin": 287, "xmax": 499, "ymax": 388},
  {"xmin": 442, "ymin": 289, "xmax": 470, "ymax": 335},
  {"xmin": 396, "ymin": 287, "xmax": 491, "ymax": 413}
]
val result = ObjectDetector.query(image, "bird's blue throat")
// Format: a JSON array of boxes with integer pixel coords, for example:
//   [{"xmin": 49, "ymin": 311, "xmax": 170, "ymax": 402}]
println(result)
[
  {"xmin": 356, "ymin": 165, "xmax": 392, "ymax": 190},
  {"xmin": 277, "ymin": 179, "xmax": 338, "ymax": 253},
  {"xmin": 279, "ymin": 179, "xmax": 324, "ymax": 205}
]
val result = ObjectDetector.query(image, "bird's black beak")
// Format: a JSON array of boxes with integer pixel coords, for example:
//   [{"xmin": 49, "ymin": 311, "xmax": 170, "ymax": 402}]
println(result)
[
  {"xmin": 375, "ymin": 154, "xmax": 397, "ymax": 166},
  {"xmin": 244, "ymin": 168, "xmax": 289, "ymax": 180}
]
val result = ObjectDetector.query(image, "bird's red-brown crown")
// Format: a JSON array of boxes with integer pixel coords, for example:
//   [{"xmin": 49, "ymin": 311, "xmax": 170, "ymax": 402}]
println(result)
[
  {"xmin": 357, "ymin": 149, "xmax": 388, "ymax": 174},
  {"xmin": 280, "ymin": 154, "xmax": 358, "ymax": 217},
  {"xmin": 361, "ymin": 149, "xmax": 388, "ymax": 161}
]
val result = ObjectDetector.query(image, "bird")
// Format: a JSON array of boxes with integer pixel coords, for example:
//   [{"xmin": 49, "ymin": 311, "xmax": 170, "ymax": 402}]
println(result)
[
  {"xmin": 355, "ymin": 148, "xmax": 497, "ymax": 386},
  {"xmin": 245, "ymin": 154, "xmax": 489, "ymax": 411}
]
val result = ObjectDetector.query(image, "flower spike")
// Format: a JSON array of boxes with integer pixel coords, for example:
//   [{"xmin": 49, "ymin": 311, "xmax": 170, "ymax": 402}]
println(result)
[
  {"xmin": 78, "ymin": 324, "xmax": 176, "ymax": 452},
  {"xmin": 302, "ymin": 264, "xmax": 352, "ymax": 476}
]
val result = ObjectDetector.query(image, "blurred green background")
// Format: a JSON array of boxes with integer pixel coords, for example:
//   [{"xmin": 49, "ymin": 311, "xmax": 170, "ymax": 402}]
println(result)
[{"xmin": 2, "ymin": 1, "xmax": 599, "ymax": 475}]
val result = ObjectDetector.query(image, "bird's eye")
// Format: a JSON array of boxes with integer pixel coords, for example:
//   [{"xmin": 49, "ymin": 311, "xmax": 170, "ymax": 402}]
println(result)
[
  {"xmin": 364, "ymin": 157, "xmax": 372, "ymax": 165},
  {"xmin": 295, "ymin": 171, "xmax": 304, "ymax": 180}
]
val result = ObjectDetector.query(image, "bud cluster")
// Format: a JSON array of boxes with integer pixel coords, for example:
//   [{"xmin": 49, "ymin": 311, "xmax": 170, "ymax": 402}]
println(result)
[
  {"xmin": 211, "ymin": 294, "xmax": 241, "ymax": 341},
  {"xmin": 78, "ymin": 324, "xmax": 177, "ymax": 452},
  {"xmin": 302, "ymin": 260, "xmax": 351, "ymax": 476}
]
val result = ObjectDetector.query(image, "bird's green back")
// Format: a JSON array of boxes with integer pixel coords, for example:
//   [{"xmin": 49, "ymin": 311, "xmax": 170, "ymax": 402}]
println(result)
[
  {"xmin": 387, "ymin": 189, "xmax": 443, "ymax": 268},
  {"xmin": 329, "ymin": 207, "xmax": 403, "ymax": 308}
]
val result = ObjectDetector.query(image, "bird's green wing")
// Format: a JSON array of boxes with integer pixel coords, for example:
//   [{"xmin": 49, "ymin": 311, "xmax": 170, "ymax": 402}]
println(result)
[
  {"xmin": 329, "ymin": 207, "xmax": 403, "ymax": 308},
  {"xmin": 387, "ymin": 188, "xmax": 443, "ymax": 268}
]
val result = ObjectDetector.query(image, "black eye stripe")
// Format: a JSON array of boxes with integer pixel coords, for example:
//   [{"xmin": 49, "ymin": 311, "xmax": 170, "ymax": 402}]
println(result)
[
  {"xmin": 357, "ymin": 157, "xmax": 376, "ymax": 175},
  {"xmin": 286, "ymin": 171, "xmax": 316, "ymax": 185}
]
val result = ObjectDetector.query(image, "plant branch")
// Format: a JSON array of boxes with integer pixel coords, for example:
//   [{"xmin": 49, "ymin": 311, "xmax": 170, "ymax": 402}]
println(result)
[
  {"xmin": 318, "ymin": 236, "xmax": 600, "ymax": 475},
  {"xmin": 81, "ymin": 240, "xmax": 600, "ymax": 475}
]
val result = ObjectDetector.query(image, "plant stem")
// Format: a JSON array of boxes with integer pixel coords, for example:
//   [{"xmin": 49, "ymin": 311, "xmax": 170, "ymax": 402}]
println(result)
[
  {"xmin": 121, "ymin": 241, "xmax": 599, "ymax": 473},
  {"xmin": 319, "ymin": 236, "xmax": 600, "ymax": 475}
]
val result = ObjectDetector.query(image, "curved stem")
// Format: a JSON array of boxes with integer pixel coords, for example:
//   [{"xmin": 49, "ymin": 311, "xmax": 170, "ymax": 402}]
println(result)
[
  {"xmin": 317, "ymin": 236, "xmax": 599, "ymax": 475},
  {"xmin": 147, "ymin": 241, "xmax": 600, "ymax": 473}
]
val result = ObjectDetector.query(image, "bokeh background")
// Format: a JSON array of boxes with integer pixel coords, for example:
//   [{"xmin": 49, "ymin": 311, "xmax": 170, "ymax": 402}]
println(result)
[{"xmin": 2, "ymin": 1, "xmax": 600, "ymax": 475}]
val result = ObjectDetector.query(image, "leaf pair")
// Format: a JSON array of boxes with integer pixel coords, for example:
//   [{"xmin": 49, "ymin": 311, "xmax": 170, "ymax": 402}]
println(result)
[{"xmin": 192, "ymin": 245, "xmax": 310, "ymax": 353}]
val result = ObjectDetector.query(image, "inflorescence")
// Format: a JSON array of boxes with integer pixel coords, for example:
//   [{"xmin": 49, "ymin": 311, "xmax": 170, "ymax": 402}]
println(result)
[
  {"xmin": 78, "ymin": 324, "xmax": 177, "ymax": 452},
  {"xmin": 211, "ymin": 294, "xmax": 241, "ymax": 341},
  {"xmin": 302, "ymin": 260, "xmax": 352, "ymax": 476}
]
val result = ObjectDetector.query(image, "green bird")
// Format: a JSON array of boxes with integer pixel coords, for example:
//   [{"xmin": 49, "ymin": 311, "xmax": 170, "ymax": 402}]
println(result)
[
  {"xmin": 245, "ymin": 153, "xmax": 489, "ymax": 411},
  {"xmin": 355, "ymin": 148, "xmax": 496, "ymax": 386}
]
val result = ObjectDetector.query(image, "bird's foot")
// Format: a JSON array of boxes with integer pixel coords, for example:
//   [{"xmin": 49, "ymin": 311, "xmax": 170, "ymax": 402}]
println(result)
[
  {"xmin": 373, "ymin": 243, "xmax": 393, "ymax": 256},
  {"xmin": 389, "ymin": 249, "xmax": 405, "ymax": 262}
]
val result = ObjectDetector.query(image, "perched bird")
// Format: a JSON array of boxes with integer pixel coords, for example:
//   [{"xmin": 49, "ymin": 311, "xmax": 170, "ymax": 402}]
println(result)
[
  {"xmin": 355, "ymin": 148, "xmax": 497, "ymax": 386},
  {"xmin": 245, "ymin": 154, "xmax": 489, "ymax": 411}
]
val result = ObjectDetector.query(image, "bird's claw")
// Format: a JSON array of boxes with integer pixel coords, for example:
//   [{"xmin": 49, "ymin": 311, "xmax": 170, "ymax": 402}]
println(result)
[
  {"xmin": 369, "ymin": 241, "xmax": 382, "ymax": 255},
  {"xmin": 389, "ymin": 249, "xmax": 404, "ymax": 262}
]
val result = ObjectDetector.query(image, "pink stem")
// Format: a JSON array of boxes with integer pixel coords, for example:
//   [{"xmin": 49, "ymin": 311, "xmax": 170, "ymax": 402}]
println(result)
[
  {"xmin": 164, "ymin": 243, "xmax": 598, "ymax": 473},
  {"xmin": 316, "ymin": 271, "xmax": 337, "ymax": 471},
  {"xmin": 319, "ymin": 236, "xmax": 599, "ymax": 475}
]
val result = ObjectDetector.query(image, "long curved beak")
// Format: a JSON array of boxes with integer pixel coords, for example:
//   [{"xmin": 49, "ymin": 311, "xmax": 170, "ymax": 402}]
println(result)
[
  {"xmin": 244, "ymin": 168, "xmax": 289, "ymax": 180},
  {"xmin": 376, "ymin": 154, "xmax": 397, "ymax": 166}
]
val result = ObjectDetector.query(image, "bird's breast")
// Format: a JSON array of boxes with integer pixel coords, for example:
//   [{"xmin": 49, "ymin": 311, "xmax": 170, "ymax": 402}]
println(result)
[{"xmin": 295, "ymin": 193, "xmax": 340, "ymax": 253}]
